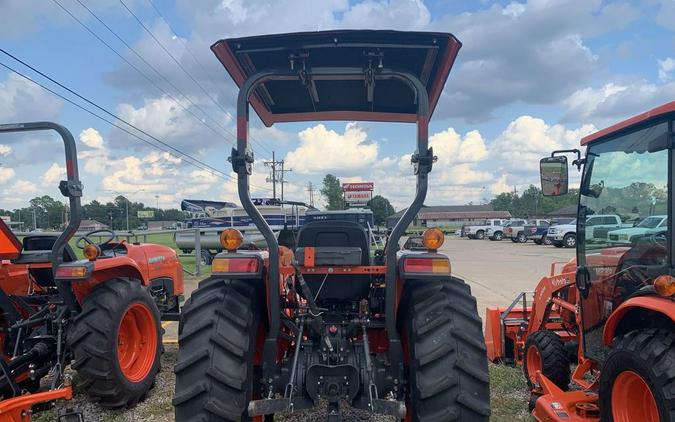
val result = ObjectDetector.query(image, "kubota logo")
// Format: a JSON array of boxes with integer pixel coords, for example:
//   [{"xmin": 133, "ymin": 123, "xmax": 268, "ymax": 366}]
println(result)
[{"xmin": 550, "ymin": 275, "xmax": 568, "ymax": 287}]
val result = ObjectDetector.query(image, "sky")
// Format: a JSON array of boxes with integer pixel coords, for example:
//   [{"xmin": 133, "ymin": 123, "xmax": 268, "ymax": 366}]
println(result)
[{"xmin": 0, "ymin": 0, "xmax": 674, "ymax": 211}]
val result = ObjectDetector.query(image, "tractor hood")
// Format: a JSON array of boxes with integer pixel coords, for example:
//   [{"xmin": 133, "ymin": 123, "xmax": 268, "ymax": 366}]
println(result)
[{"xmin": 211, "ymin": 30, "xmax": 462, "ymax": 126}]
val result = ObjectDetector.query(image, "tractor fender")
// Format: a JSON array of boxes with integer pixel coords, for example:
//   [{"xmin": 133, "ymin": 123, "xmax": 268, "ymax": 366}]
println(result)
[
  {"xmin": 71, "ymin": 257, "xmax": 148, "ymax": 304},
  {"xmin": 603, "ymin": 296, "xmax": 675, "ymax": 346}
]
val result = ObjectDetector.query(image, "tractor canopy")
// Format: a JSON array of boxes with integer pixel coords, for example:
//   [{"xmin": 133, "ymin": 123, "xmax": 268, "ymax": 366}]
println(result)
[
  {"xmin": 211, "ymin": 30, "xmax": 461, "ymax": 126},
  {"xmin": 581, "ymin": 100, "xmax": 675, "ymax": 145}
]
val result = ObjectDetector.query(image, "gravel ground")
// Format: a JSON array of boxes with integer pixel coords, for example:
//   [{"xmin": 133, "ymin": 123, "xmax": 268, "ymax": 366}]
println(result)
[{"xmin": 29, "ymin": 347, "xmax": 531, "ymax": 421}]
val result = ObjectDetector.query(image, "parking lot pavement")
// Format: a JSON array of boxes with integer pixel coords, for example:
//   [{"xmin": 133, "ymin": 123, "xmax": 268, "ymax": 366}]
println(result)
[
  {"xmin": 441, "ymin": 235, "xmax": 574, "ymax": 314},
  {"xmin": 161, "ymin": 237, "xmax": 574, "ymax": 343}
]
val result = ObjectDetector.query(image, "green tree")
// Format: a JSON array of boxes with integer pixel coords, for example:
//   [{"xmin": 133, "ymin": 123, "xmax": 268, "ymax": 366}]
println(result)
[
  {"xmin": 320, "ymin": 174, "xmax": 345, "ymax": 210},
  {"xmin": 366, "ymin": 195, "xmax": 395, "ymax": 225}
]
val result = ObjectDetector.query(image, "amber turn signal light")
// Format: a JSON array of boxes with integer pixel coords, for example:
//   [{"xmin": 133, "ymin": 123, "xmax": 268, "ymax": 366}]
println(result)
[
  {"xmin": 83, "ymin": 244, "xmax": 100, "ymax": 260},
  {"xmin": 654, "ymin": 275, "xmax": 675, "ymax": 297},
  {"xmin": 220, "ymin": 229, "xmax": 244, "ymax": 251},
  {"xmin": 422, "ymin": 227, "xmax": 445, "ymax": 250}
]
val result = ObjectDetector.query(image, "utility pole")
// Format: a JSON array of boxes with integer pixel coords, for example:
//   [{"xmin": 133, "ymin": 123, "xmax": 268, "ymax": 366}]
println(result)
[
  {"xmin": 264, "ymin": 151, "xmax": 278, "ymax": 200},
  {"xmin": 279, "ymin": 160, "xmax": 293, "ymax": 202},
  {"xmin": 307, "ymin": 182, "xmax": 317, "ymax": 207}
]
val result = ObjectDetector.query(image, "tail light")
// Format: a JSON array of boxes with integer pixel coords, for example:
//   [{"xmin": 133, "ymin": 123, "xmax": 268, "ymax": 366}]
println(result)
[
  {"xmin": 402, "ymin": 257, "xmax": 451, "ymax": 275},
  {"xmin": 55, "ymin": 262, "xmax": 93, "ymax": 280},
  {"xmin": 212, "ymin": 256, "xmax": 260, "ymax": 274}
]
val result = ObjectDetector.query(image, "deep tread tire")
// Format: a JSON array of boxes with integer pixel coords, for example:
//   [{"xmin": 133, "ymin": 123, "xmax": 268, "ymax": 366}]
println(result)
[
  {"xmin": 69, "ymin": 278, "xmax": 161, "ymax": 408},
  {"xmin": 599, "ymin": 329, "xmax": 675, "ymax": 422},
  {"xmin": 522, "ymin": 331, "xmax": 570, "ymax": 390},
  {"xmin": 173, "ymin": 278, "xmax": 260, "ymax": 422},
  {"xmin": 403, "ymin": 278, "xmax": 491, "ymax": 421}
]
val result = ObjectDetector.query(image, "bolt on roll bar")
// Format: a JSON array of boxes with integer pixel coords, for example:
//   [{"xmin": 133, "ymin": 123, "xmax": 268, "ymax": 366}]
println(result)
[{"xmin": 232, "ymin": 67, "xmax": 433, "ymax": 380}]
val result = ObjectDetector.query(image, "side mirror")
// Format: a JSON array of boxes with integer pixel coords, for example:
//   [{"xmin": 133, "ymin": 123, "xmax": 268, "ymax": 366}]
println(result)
[{"xmin": 540, "ymin": 156, "xmax": 569, "ymax": 196}]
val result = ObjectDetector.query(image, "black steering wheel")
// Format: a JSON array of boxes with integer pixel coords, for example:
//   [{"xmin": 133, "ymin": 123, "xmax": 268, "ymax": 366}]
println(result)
[{"xmin": 76, "ymin": 229, "xmax": 116, "ymax": 249}]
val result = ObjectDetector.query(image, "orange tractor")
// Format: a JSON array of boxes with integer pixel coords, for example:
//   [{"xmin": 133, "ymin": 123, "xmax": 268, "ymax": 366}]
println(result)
[
  {"xmin": 0, "ymin": 122, "xmax": 184, "ymax": 421},
  {"xmin": 172, "ymin": 30, "xmax": 491, "ymax": 421},
  {"xmin": 487, "ymin": 102, "xmax": 675, "ymax": 422}
]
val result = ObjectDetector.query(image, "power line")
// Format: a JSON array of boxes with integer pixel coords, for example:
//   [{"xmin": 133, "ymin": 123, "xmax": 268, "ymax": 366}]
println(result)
[
  {"xmin": 51, "ymin": 0, "xmax": 237, "ymax": 150},
  {"xmin": 121, "ymin": 0, "xmax": 273, "ymax": 156},
  {"xmin": 0, "ymin": 58, "xmax": 272, "ymax": 192}
]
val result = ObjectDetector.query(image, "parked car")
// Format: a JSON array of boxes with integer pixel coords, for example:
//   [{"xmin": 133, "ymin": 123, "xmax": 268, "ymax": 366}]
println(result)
[
  {"xmin": 464, "ymin": 219, "xmax": 510, "ymax": 240},
  {"xmin": 486, "ymin": 219, "xmax": 527, "ymax": 241},
  {"xmin": 524, "ymin": 221, "xmax": 551, "ymax": 244},
  {"xmin": 607, "ymin": 215, "xmax": 668, "ymax": 244},
  {"xmin": 526, "ymin": 218, "xmax": 575, "ymax": 245},
  {"xmin": 547, "ymin": 219, "xmax": 577, "ymax": 248},
  {"xmin": 505, "ymin": 219, "xmax": 548, "ymax": 243}
]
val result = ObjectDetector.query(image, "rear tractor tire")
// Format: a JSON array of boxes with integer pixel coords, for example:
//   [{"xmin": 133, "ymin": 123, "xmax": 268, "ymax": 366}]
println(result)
[
  {"xmin": 403, "ymin": 279, "xmax": 491, "ymax": 421},
  {"xmin": 522, "ymin": 331, "xmax": 570, "ymax": 391},
  {"xmin": 599, "ymin": 329, "xmax": 675, "ymax": 422},
  {"xmin": 69, "ymin": 278, "xmax": 162, "ymax": 408},
  {"xmin": 173, "ymin": 278, "xmax": 261, "ymax": 422}
]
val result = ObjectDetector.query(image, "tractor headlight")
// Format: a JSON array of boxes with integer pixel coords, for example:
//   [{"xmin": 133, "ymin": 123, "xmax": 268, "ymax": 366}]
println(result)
[
  {"xmin": 83, "ymin": 244, "xmax": 101, "ymax": 260},
  {"xmin": 654, "ymin": 275, "xmax": 675, "ymax": 297},
  {"xmin": 422, "ymin": 228, "xmax": 444, "ymax": 251},
  {"xmin": 219, "ymin": 229, "xmax": 243, "ymax": 252}
]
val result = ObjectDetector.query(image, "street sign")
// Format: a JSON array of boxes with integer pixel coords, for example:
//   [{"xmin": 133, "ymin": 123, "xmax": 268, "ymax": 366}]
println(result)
[
  {"xmin": 344, "ymin": 190, "xmax": 373, "ymax": 205},
  {"xmin": 137, "ymin": 210, "xmax": 155, "ymax": 219},
  {"xmin": 342, "ymin": 182, "xmax": 374, "ymax": 192}
]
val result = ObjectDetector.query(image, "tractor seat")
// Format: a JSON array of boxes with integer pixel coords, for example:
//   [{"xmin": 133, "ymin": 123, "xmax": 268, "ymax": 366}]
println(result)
[
  {"xmin": 14, "ymin": 234, "xmax": 77, "ymax": 264},
  {"xmin": 14, "ymin": 235, "xmax": 78, "ymax": 288},
  {"xmin": 295, "ymin": 221, "xmax": 371, "ymax": 302},
  {"xmin": 296, "ymin": 221, "xmax": 370, "ymax": 264}
]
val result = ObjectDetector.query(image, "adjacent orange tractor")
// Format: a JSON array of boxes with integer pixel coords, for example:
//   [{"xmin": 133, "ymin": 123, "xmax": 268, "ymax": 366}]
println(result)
[
  {"xmin": 0, "ymin": 122, "xmax": 184, "ymax": 421},
  {"xmin": 487, "ymin": 102, "xmax": 675, "ymax": 422}
]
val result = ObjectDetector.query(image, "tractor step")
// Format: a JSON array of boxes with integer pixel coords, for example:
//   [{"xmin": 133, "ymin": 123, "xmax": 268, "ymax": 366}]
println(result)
[
  {"xmin": 371, "ymin": 398, "xmax": 407, "ymax": 418},
  {"xmin": 248, "ymin": 398, "xmax": 290, "ymax": 416},
  {"xmin": 160, "ymin": 312, "xmax": 180, "ymax": 321}
]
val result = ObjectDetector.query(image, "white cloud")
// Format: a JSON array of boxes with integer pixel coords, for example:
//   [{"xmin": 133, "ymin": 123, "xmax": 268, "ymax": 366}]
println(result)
[
  {"xmin": 112, "ymin": 95, "xmax": 232, "ymax": 152},
  {"xmin": 0, "ymin": 145, "xmax": 12, "ymax": 156},
  {"xmin": 658, "ymin": 57, "xmax": 675, "ymax": 82},
  {"xmin": 0, "ymin": 167, "xmax": 16, "ymax": 184},
  {"xmin": 0, "ymin": 73, "xmax": 61, "ymax": 122},
  {"xmin": 489, "ymin": 116, "xmax": 595, "ymax": 173},
  {"xmin": 561, "ymin": 79, "xmax": 675, "ymax": 124},
  {"xmin": 285, "ymin": 123, "xmax": 378, "ymax": 174},
  {"xmin": 79, "ymin": 128, "xmax": 105, "ymax": 149},
  {"xmin": 13, "ymin": 180, "xmax": 38, "ymax": 195},
  {"xmin": 42, "ymin": 163, "xmax": 65, "ymax": 184}
]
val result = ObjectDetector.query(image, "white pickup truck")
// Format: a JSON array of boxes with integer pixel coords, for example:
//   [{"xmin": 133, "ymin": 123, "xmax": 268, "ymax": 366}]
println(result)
[
  {"xmin": 464, "ymin": 219, "xmax": 510, "ymax": 240},
  {"xmin": 548, "ymin": 214, "xmax": 628, "ymax": 248},
  {"xmin": 486, "ymin": 219, "xmax": 527, "ymax": 241}
]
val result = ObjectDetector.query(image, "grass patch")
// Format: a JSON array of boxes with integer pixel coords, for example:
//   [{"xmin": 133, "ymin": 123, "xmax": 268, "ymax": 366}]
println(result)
[{"xmin": 489, "ymin": 363, "xmax": 533, "ymax": 422}]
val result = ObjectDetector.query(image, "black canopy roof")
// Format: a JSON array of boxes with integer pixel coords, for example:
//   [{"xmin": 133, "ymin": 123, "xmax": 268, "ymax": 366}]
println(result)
[{"xmin": 211, "ymin": 30, "xmax": 462, "ymax": 127}]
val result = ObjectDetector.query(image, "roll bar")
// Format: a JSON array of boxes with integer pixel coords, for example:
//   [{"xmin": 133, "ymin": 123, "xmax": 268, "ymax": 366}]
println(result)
[
  {"xmin": 0, "ymin": 122, "xmax": 83, "ymax": 274},
  {"xmin": 232, "ymin": 67, "xmax": 432, "ymax": 380}
]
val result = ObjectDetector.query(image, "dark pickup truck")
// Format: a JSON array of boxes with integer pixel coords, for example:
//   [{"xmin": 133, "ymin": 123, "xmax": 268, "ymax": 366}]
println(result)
[{"xmin": 525, "ymin": 218, "xmax": 575, "ymax": 245}]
